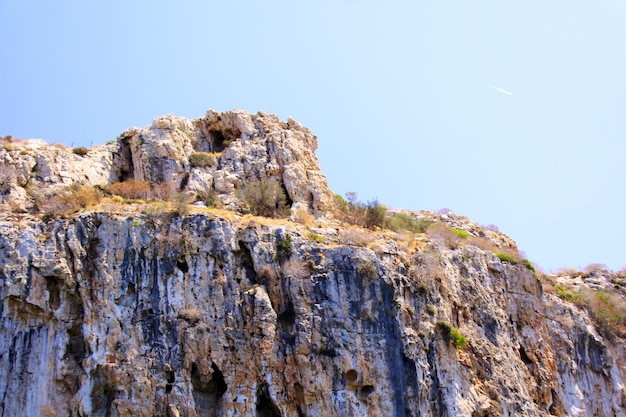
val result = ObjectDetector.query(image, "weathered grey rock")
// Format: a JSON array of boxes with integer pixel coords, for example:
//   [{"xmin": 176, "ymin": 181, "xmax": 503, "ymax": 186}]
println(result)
[
  {"xmin": 0, "ymin": 210, "xmax": 624, "ymax": 416},
  {"xmin": 0, "ymin": 111, "xmax": 624, "ymax": 417}
]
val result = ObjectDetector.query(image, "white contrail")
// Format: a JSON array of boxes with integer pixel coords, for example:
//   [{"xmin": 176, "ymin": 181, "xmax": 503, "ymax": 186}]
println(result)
[{"xmin": 490, "ymin": 85, "xmax": 513, "ymax": 96}]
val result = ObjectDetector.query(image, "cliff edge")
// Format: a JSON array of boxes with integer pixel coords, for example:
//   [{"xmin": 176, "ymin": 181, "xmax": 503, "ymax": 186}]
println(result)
[{"xmin": 0, "ymin": 110, "xmax": 624, "ymax": 417}]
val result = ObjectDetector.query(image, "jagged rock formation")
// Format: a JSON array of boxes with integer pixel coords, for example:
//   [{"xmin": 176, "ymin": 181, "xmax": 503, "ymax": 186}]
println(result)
[{"xmin": 0, "ymin": 111, "xmax": 624, "ymax": 417}]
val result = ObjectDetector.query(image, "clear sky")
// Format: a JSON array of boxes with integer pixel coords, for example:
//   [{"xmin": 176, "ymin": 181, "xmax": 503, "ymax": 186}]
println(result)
[{"xmin": 1, "ymin": 1, "xmax": 625, "ymax": 271}]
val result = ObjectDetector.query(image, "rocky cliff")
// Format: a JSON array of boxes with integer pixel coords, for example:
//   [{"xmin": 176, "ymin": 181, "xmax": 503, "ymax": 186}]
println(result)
[{"xmin": 0, "ymin": 110, "xmax": 624, "ymax": 417}]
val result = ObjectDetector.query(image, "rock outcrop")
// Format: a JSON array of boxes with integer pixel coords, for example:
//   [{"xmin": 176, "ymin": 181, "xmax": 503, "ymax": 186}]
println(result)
[{"xmin": 0, "ymin": 111, "xmax": 624, "ymax": 417}]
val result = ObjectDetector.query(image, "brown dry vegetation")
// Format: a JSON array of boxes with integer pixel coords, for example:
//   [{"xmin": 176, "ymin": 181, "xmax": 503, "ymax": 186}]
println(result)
[
  {"xmin": 109, "ymin": 179, "xmax": 151, "ymax": 200},
  {"xmin": 34, "ymin": 184, "xmax": 103, "ymax": 217}
]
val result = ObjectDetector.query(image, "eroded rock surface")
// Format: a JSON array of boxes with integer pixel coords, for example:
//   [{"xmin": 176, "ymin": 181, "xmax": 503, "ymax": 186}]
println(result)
[{"xmin": 0, "ymin": 111, "xmax": 624, "ymax": 416}]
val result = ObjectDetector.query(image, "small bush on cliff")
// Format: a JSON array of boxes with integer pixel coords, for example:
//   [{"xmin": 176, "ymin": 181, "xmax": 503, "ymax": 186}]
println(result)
[
  {"xmin": 357, "ymin": 261, "xmax": 378, "ymax": 281},
  {"xmin": 243, "ymin": 180, "xmax": 289, "ymax": 218},
  {"xmin": 385, "ymin": 212, "xmax": 433, "ymax": 234},
  {"xmin": 36, "ymin": 183, "xmax": 102, "ymax": 217},
  {"xmin": 495, "ymin": 252, "xmax": 517, "ymax": 264},
  {"xmin": 426, "ymin": 223, "xmax": 463, "ymax": 249},
  {"xmin": 72, "ymin": 147, "xmax": 89, "ymax": 156},
  {"xmin": 197, "ymin": 189, "xmax": 219, "ymax": 208},
  {"xmin": 109, "ymin": 179, "xmax": 151, "ymax": 200},
  {"xmin": 189, "ymin": 152, "xmax": 216, "ymax": 168},
  {"xmin": 555, "ymin": 285, "xmax": 585, "ymax": 304},
  {"xmin": 437, "ymin": 321, "xmax": 467, "ymax": 348},
  {"xmin": 453, "ymin": 228, "xmax": 469, "ymax": 239},
  {"xmin": 588, "ymin": 290, "xmax": 626, "ymax": 333},
  {"xmin": 333, "ymin": 192, "xmax": 386, "ymax": 229}
]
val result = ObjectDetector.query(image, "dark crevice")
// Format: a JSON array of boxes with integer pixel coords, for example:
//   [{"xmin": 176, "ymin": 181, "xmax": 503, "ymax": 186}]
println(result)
[
  {"xmin": 519, "ymin": 346, "xmax": 533, "ymax": 365},
  {"xmin": 112, "ymin": 136, "xmax": 134, "ymax": 183},
  {"xmin": 65, "ymin": 321, "xmax": 86, "ymax": 364},
  {"xmin": 239, "ymin": 241, "xmax": 257, "ymax": 284},
  {"xmin": 277, "ymin": 301, "xmax": 295, "ymax": 325},
  {"xmin": 44, "ymin": 276, "xmax": 61, "ymax": 310},
  {"xmin": 256, "ymin": 383, "xmax": 281, "ymax": 417},
  {"xmin": 360, "ymin": 384, "xmax": 375, "ymax": 397},
  {"xmin": 165, "ymin": 368, "xmax": 175, "ymax": 394},
  {"xmin": 176, "ymin": 258, "xmax": 189, "ymax": 274},
  {"xmin": 90, "ymin": 365, "xmax": 115, "ymax": 417},
  {"xmin": 191, "ymin": 362, "xmax": 227, "ymax": 417},
  {"xmin": 179, "ymin": 172, "xmax": 189, "ymax": 191}
]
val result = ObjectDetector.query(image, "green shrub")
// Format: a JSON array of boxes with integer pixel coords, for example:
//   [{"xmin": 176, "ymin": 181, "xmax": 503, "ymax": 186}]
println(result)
[
  {"xmin": 453, "ymin": 229, "xmax": 469, "ymax": 239},
  {"xmin": 333, "ymin": 192, "xmax": 388, "ymax": 230},
  {"xmin": 555, "ymin": 285, "xmax": 584, "ymax": 304},
  {"xmin": 277, "ymin": 234, "xmax": 292, "ymax": 259},
  {"xmin": 523, "ymin": 259, "xmax": 536, "ymax": 272},
  {"xmin": 437, "ymin": 321, "xmax": 467, "ymax": 348},
  {"xmin": 72, "ymin": 147, "xmax": 89, "ymax": 156},
  {"xmin": 172, "ymin": 192, "xmax": 193, "ymax": 215},
  {"xmin": 365, "ymin": 199, "xmax": 386, "ymax": 229},
  {"xmin": 197, "ymin": 189, "xmax": 218, "ymax": 207},
  {"xmin": 307, "ymin": 232, "xmax": 324, "ymax": 243},
  {"xmin": 450, "ymin": 327, "xmax": 467, "ymax": 348},
  {"xmin": 189, "ymin": 152, "xmax": 216, "ymax": 168},
  {"xmin": 385, "ymin": 213, "xmax": 433, "ymax": 233},
  {"xmin": 426, "ymin": 305, "xmax": 436, "ymax": 316},
  {"xmin": 495, "ymin": 252, "xmax": 517, "ymax": 264},
  {"xmin": 243, "ymin": 180, "xmax": 290, "ymax": 218}
]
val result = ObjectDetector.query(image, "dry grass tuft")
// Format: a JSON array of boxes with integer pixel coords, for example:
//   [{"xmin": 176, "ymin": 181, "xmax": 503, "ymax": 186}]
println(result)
[{"xmin": 109, "ymin": 179, "xmax": 151, "ymax": 200}]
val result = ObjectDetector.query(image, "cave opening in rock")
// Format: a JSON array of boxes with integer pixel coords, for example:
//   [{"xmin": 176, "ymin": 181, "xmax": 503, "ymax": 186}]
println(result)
[
  {"xmin": 209, "ymin": 130, "xmax": 232, "ymax": 153},
  {"xmin": 238, "ymin": 241, "xmax": 257, "ymax": 284},
  {"xmin": 191, "ymin": 362, "xmax": 227, "ymax": 417},
  {"xmin": 176, "ymin": 258, "xmax": 189, "ymax": 274},
  {"xmin": 256, "ymin": 383, "xmax": 281, "ymax": 417}
]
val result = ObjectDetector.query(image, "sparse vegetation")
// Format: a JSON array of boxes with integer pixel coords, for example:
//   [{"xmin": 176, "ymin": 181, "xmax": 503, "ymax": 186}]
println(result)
[
  {"xmin": 385, "ymin": 212, "xmax": 433, "ymax": 233},
  {"xmin": 427, "ymin": 305, "xmax": 437, "ymax": 316},
  {"xmin": 523, "ymin": 259, "xmax": 536, "ymax": 272},
  {"xmin": 357, "ymin": 261, "xmax": 378, "ymax": 281},
  {"xmin": 437, "ymin": 321, "xmax": 467, "ymax": 348},
  {"xmin": 426, "ymin": 223, "xmax": 463, "ymax": 249},
  {"xmin": 307, "ymin": 232, "xmax": 324, "ymax": 243},
  {"xmin": 243, "ymin": 180, "xmax": 290, "ymax": 218},
  {"xmin": 340, "ymin": 228, "xmax": 374, "ymax": 247},
  {"xmin": 282, "ymin": 259, "xmax": 310, "ymax": 280},
  {"xmin": 495, "ymin": 252, "xmax": 517, "ymax": 264},
  {"xmin": 197, "ymin": 189, "xmax": 219, "ymax": 207},
  {"xmin": 555, "ymin": 285, "xmax": 584, "ymax": 304},
  {"xmin": 189, "ymin": 152, "xmax": 217, "ymax": 168},
  {"xmin": 172, "ymin": 192, "xmax": 193, "ymax": 215},
  {"xmin": 293, "ymin": 208, "xmax": 314, "ymax": 226},
  {"xmin": 452, "ymin": 228, "xmax": 469, "ymax": 239},
  {"xmin": 277, "ymin": 234, "xmax": 292, "ymax": 259},
  {"xmin": 72, "ymin": 147, "xmax": 89, "ymax": 156},
  {"xmin": 333, "ymin": 192, "xmax": 386, "ymax": 229},
  {"xmin": 555, "ymin": 284, "xmax": 626, "ymax": 336},
  {"xmin": 109, "ymin": 179, "xmax": 151, "ymax": 200},
  {"xmin": 35, "ymin": 183, "xmax": 103, "ymax": 217}
]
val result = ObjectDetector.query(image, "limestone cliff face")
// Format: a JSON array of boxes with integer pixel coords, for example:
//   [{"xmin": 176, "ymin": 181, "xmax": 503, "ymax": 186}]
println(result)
[{"xmin": 0, "ymin": 111, "xmax": 624, "ymax": 417}]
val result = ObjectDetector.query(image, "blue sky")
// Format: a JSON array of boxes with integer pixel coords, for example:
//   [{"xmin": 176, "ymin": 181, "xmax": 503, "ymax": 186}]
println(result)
[{"xmin": 1, "ymin": 1, "xmax": 625, "ymax": 271}]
